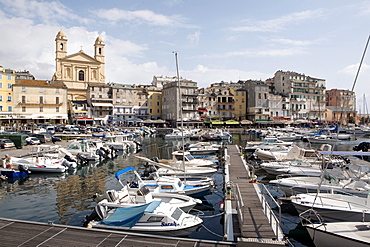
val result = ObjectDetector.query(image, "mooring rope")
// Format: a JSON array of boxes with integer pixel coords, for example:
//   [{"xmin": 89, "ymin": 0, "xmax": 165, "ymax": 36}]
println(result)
[{"xmin": 201, "ymin": 223, "xmax": 224, "ymax": 238}]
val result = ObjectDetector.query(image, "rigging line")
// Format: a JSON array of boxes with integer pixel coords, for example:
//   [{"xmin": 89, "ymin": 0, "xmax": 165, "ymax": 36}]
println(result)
[{"xmin": 351, "ymin": 34, "xmax": 370, "ymax": 92}]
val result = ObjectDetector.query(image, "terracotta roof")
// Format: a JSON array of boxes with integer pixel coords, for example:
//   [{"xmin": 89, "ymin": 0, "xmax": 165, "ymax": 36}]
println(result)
[{"xmin": 15, "ymin": 80, "xmax": 67, "ymax": 88}]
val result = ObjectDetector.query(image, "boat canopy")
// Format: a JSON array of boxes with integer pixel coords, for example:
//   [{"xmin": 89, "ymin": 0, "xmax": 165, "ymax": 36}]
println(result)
[
  {"xmin": 115, "ymin": 167, "xmax": 136, "ymax": 180},
  {"xmin": 318, "ymin": 151, "xmax": 370, "ymax": 156},
  {"xmin": 100, "ymin": 201, "xmax": 161, "ymax": 227}
]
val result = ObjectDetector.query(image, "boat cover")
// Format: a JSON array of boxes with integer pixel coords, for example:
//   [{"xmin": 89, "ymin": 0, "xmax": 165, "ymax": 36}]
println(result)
[{"xmin": 100, "ymin": 200, "xmax": 161, "ymax": 227}]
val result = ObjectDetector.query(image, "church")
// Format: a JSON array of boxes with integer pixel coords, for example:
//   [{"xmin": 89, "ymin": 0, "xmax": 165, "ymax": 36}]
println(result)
[{"xmin": 52, "ymin": 30, "xmax": 106, "ymax": 101}]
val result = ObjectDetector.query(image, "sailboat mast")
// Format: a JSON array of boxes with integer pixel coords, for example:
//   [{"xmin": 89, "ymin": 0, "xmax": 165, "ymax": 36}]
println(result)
[{"xmin": 174, "ymin": 52, "xmax": 186, "ymax": 173}]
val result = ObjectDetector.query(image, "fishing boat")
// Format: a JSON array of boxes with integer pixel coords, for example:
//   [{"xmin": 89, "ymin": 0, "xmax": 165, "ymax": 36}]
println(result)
[{"xmin": 84, "ymin": 200, "xmax": 203, "ymax": 237}]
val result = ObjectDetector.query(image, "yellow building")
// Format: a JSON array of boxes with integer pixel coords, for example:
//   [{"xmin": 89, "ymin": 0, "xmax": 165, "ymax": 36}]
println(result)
[
  {"xmin": 52, "ymin": 30, "xmax": 105, "ymax": 101},
  {"xmin": 233, "ymin": 88, "xmax": 247, "ymax": 120},
  {"xmin": 0, "ymin": 66, "xmax": 15, "ymax": 123},
  {"xmin": 148, "ymin": 89, "xmax": 162, "ymax": 119}
]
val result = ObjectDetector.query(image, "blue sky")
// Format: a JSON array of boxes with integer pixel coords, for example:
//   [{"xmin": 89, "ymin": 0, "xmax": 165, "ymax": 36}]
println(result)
[{"xmin": 1, "ymin": 0, "xmax": 370, "ymax": 112}]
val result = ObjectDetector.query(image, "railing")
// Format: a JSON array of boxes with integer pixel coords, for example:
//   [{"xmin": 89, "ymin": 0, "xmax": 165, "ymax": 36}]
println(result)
[
  {"xmin": 234, "ymin": 183, "xmax": 244, "ymax": 229},
  {"xmin": 257, "ymin": 183, "xmax": 284, "ymax": 241}
]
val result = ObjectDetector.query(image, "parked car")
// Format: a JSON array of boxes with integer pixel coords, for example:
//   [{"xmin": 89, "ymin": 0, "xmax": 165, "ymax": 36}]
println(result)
[
  {"xmin": 30, "ymin": 133, "xmax": 52, "ymax": 143},
  {"xmin": 51, "ymin": 136, "xmax": 62, "ymax": 143},
  {"xmin": 63, "ymin": 130, "xmax": 79, "ymax": 135},
  {"xmin": 26, "ymin": 137, "xmax": 40, "ymax": 145},
  {"xmin": 0, "ymin": 139, "xmax": 15, "ymax": 149}
]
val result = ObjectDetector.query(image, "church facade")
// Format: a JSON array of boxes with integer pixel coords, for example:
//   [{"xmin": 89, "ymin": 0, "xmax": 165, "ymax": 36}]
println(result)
[{"xmin": 52, "ymin": 30, "xmax": 105, "ymax": 101}]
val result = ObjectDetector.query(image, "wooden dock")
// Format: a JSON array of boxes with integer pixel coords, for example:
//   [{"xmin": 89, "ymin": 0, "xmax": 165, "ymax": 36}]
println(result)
[
  {"xmin": 225, "ymin": 145, "xmax": 286, "ymax": 246},
  {"xmin": 0, "ymin": 218, "xmax": 236, "ymax": 246}
]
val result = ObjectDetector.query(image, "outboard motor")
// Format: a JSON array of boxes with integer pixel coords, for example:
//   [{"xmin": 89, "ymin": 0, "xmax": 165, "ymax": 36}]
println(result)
[
  {"xmin": 96, "ymin": 149, "xmax": 107, "ymax": 159},
  {"xmin": 83, "ymin": 204, "xmax": 107, "ymax": 227},
  {"xmin": 64, "ymin": 155, "xmax": 77, "ymax": 163},
  {"xmin": 76, "ymin": 153, "xmax": 88, "ymax": 165},
  {"xmin": 151, "ymin": 157, "xmax": 159, "ymax": 163}
]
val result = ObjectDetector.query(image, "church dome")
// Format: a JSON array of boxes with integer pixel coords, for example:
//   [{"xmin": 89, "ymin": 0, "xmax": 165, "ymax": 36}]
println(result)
[{"xmin": 95, "ymin": 36, "xmax": 104, "ymax": 44}]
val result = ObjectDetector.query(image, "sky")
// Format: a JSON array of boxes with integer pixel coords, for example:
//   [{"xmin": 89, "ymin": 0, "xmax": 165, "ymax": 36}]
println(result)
[{"xmin": 1, "ymin": 0, "xmax": 370, "ymax": 112}]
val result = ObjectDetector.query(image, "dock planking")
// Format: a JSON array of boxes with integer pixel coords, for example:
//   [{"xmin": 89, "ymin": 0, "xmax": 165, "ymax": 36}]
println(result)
[
  {"xmin": 0, "ymin": 218, "xmax": 236, "ymax": 246},
  {"xmin": 226, "ymin": 145, "xmax": 279, "ymax": 241}
]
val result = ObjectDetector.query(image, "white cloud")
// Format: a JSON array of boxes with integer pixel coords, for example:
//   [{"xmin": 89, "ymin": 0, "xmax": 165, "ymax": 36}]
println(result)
[
  {"xmin": 91, "ymin": 8, "xmax": 185, "ymax": 27},
  {"xmin": 187, "ymin": 31, "xmax": 201, "ymax": 47},
  {"xmin": 0, "ymin": 0, "xmax": 90, "ymax": 25},
  {"xmin": 230, "ymin": 9, "xmax": 324, "ymax": 32}
]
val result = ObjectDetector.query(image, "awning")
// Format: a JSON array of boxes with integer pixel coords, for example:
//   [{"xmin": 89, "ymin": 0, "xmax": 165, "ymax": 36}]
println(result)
[
  {"xmin": 240, "ymin": 120, "xmax": 253, "ymax": 124},
  {"xmin": 77, "ymin": 117, "xmax": 93, "ymax": 121},
  {"xmin": 74, "ymin": 110, "xmax": 88, "ymax": 113},
  {"xmin": 224, "ymin": 120, "xmax": 240, "ymax": 125},
  {"xmin": 198, "ymin": 108, "xmax": 208, "ymax": 112},
  {"xmin": 92, "ymin": 103, "xmax": 113, "ymax": 107},
  {"xmin": 211, "ymin": 121, "xmax": 224, "ymax": 124}
]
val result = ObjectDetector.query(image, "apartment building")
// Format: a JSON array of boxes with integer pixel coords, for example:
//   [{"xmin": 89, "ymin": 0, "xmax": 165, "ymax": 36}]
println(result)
[
  {"xmin": 326, "ymin": 89, "xmax": 356, "ymax": 124},
  {"xmin": 0, "ymin": 66, "xmax": 15, "ymax": 123},
  {"xmin": 13, "ymin": 80, "xmax": 68, "ymax": 124},
  {"xmin": 273, "ymin": 70, "xmax": 326, "ymax": 121}
]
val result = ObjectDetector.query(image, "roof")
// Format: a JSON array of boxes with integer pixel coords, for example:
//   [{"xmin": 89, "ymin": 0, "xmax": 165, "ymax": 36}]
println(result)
[{"xmin": 15, "ymin": 80, "xmax": 67, "ymax": 88}]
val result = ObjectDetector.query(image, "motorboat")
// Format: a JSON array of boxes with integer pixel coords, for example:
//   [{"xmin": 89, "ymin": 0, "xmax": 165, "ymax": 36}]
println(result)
[
  {"xmin": 245, "ymin": 137, "xmax": 293, "ymax": 153},
  {"xmin": 184, "ymin": 142, "xmax": 220, "ymax": 155},
  {"xmin": 151, "ymin": 150, "xmax": 216, "ymax": 168},
  {"xmin": 94, "ymin": 183, "xmax": 201, "ymax": 213},
  {"xmin": 84, "ymin": 200, "xmax": 203, "ymax": 237},
  {"xmin": 116, "ymin": 167, "xmax": 212, "ymax": 198},
  {"xmin": 10, "ymin": 156, "xmax": 68, "ymax": 173},
  {"xmin": 201, "ymin": 128, "xmax": 232, "ymax": 141},
  {"xmin": 305, "ymin": 221, "xmax": 370, "ymax": 247},
  {"xmin": 136, "ymin": 155, "xmax": 218, "ymax": 177},
  {"xmin": 260, "ymin": 160, "xmax": 323, "ymax": 177},
  {"xmin": 270, "ymin": 174, "xmax": 370, "ymax": 197},
  {"xmin": 291, "ymin": 192, "xmax": 370, "ymax": 222}
]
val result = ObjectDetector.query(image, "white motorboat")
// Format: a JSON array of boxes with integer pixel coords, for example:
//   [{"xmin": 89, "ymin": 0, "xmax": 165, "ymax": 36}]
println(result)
[
  {"xmin": 270, "ymin": 174, "xmax": 370, "ymax": 197},
  {"xmin": 291, "ymin": 192, "xmax": 370, "ymax": 222},
  {"xmin": 245, "ymin": 137, "xmax": 293, "ymax": 153},
  {"xmin": 85, "ymin": 200, "xmax": 203, "ymax": 237},
  {"xmin": 305, "ymin": 222, "xmax": 370, "ymax": 247},
  {"xmin": 116, "ymin": 167, "xmax": 212, "ymax": 198},
  {"xmin": 184, "ymin": 142, "xmax": 220, "ymax": 155},
  {"xmin": 152, "ymin": 150, "xmax": 216, "ymax": 168},
  {"xmin": 10, "ymin": 156, "xmax": 71, "ymax": 173},
  {"xmin": 136, "ymin": 155, "xmax": 218, "ymax": 177},
  {"xmin": 94, "ymin": 183, "xmax": 201, "ymax": 213},
  {"xmin": 260, "ymin": 160, "xmax": 323, "ymax": 177}
]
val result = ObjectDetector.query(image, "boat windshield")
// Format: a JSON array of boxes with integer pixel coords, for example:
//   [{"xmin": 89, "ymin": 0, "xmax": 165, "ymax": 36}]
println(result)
[{"xmin": 171, "ymin": 207, "xmax": 183, "ymax": 221}]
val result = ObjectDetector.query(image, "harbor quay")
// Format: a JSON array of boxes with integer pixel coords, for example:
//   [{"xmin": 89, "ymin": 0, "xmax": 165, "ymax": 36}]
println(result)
[{"xmin": 0, "ymin": 138, "xmax": 287, "ymax": 246}]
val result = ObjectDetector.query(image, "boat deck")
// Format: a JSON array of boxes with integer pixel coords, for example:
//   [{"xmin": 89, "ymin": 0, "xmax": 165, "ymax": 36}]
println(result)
[
  {"xmin": 0, "ymin": 218, "xmax": 235, "ymax": 246},
  {"xmin": 226, "ymin": 145, "xmax": 285, "ymax": 245}
]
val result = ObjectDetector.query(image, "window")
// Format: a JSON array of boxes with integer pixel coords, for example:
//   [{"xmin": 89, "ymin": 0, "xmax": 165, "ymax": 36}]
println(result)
[
  {"xmin": 22, "ymin": 86, "xmax": 26, "ymax": 92},
  {"xmin": 56, "ymin": 97, "xmax": 59, "ymax": 104},
  {"xmin": 0, "ymin": 95, "xmax": 2, "ymax": 102},
  {"xmin": 7, "ymin": 75, "xmax": 11, "ymax": 80},
  {"xmin": 7, "ymin": 106, "xmax": 12, "ymax": 112},
  {"xmin": 7, "ymin": 83, "xmax": 12, "ymax": 89},
  {"xmin": 22, "ymin": 106, "xmax": 26, "ymax": 112},
  {"xmin": 7, "ymin": 96, "xmax": 11, "ymax": 102},
  {"xmin": 0, "ymin": 106, "xmax": 2, "ymax": 111},
  {"xmin": 39, "ymin": 87, "xmax": 44, "ymax": 93},
  {"xmin": 91, "ymin": 87, "xmax": 94, "ymax": 91},
  {"xmin": 40, "ymin": 96, "xmax": 43, "ymax": 104},
  {"xmin": 0, "ymin": 75, "xmax": 2, "ymax": 79},
  {"xmin": 78, "ymin": 70, "xmax": 84, "ymax": 81},
  {"xmin": 40, "ymin": 107, "xmax": 43, "ymax": 112},
  {"xmin": 56, "ymin": 107, "xmax": 59, "ymax": 112},
  {"xmin": 56, "ymin": 88, "xmax": 60, "ymax": 93},
  {"xmin": 0, "ymin": 83, "xmax": 2, "ymax": 88},
  {"xmin": 22, "ymin": 96, "xmax": 26, "ymax": 103}
]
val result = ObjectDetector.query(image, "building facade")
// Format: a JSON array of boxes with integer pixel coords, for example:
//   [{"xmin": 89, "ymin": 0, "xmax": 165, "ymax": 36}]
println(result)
[
  {"xmin": 13, "ymin": 80, "xmax": 68, "ymax": 124},
  {"xmin": 52, "ymin": 30, "xmax": 105, "ymax": 101}
]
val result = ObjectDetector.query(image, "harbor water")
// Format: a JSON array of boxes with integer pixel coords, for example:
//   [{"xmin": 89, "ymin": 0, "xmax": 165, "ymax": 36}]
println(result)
[{"xmin": 0, "ymin": 132, "xmax": 367, "ymax": 245}]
